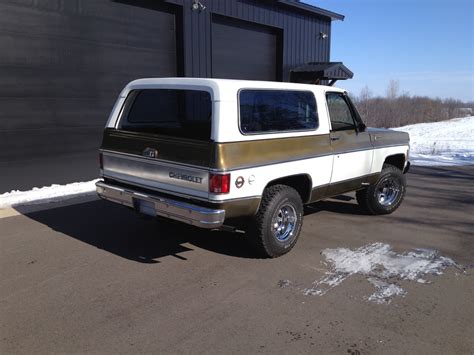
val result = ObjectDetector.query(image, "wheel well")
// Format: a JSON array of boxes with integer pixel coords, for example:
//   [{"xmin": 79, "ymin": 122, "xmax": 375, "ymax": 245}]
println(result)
[
  {"xmin": 266, "ymin": 174, "xmax": 312, "ymax": 203},
  {"xmin": 384, "ymin": 154, "xmax": 405, "ymax": 171}
]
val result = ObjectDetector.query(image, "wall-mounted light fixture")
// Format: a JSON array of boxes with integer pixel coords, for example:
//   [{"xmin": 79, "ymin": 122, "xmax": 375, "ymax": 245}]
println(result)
[
  {"xmin": 192, "ymin": 0, "xmax": 206, "ymax": 12},
  {"xmin": 319, "ymin": 32, "xmax": 328, "ymax": 39}
]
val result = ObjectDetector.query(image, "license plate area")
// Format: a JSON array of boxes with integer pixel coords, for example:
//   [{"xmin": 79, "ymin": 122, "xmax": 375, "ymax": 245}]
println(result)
[{"xmin": 134, "ymin": 198, "xmax": 156, "ymax": 217}]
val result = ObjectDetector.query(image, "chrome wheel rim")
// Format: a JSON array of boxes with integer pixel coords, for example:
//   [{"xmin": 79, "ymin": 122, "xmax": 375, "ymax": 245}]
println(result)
[
  {"xmin": 272, "ymin": 204, "xmax": 297, "ymax": 242},
  {"xmin": 377, "ymin": 177, "xmax": 401, "ymax": 206}
]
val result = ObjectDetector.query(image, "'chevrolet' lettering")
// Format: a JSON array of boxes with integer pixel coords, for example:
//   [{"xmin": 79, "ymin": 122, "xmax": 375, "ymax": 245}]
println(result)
[{"xmin": 169, "ymin": 172, "xmax": 203, "ymax": 184}]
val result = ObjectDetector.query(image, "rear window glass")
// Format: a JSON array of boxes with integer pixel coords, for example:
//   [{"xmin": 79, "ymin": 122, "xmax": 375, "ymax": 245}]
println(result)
[
  {"xmin": 119, "ymin": 89, "xmax": 212, "ymax": 141},
  {"xmin": 239, "ymin": 90, "xmax": 318, "ymax": 134}
]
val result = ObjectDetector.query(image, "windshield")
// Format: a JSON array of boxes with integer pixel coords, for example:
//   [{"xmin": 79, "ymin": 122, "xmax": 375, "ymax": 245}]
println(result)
[{"xmin": 119, "ymin": 89, "xmax": 212, "ymax": 141}]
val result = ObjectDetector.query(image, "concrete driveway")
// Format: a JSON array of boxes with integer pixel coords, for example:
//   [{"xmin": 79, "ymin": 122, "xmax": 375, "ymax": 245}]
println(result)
[{"xmin": 1, "ymin": 166, "xmax": 473, "ymax": 353}]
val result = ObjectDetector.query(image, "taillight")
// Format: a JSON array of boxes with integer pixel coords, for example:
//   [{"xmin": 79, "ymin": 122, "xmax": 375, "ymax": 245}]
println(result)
[
  {"xmin": 99, "ymin": 152, "xmax": 103, "ymax": 170},
  {"xmin": 209, "ymin": 173, "xmax": 230, "ymax": 194}
]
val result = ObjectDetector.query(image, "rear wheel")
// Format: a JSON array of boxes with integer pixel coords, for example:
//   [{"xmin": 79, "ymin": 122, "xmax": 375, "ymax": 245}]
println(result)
[
  {"xmin": 356, "ymin": 164, "xmax": 406, "ymax": 215},
  {"xmin": 248, "ymin": 185, "xmax": 303, "ymax": 258}
]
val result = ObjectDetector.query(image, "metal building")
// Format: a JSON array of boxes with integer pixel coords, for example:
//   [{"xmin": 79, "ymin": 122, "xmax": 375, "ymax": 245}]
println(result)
[{"xmin": 0, "ymin": 0, "xmax": 346, "ymax": 191}]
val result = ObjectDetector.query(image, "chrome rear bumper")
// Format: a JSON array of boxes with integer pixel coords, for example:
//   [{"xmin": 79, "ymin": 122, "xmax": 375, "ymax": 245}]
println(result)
[{"xmin": 96, "ymin": 181, "xmax": 225, "ymax": 229}]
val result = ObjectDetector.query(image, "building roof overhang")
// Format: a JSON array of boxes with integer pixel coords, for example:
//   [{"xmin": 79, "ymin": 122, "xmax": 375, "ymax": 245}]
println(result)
[
  {"xmin": 276, "ymin": 0, "xmax": 345, "ymax": 21},
  {"xmin": 290, "ymin": 62, "xmax": 354, "ymax": 85}
]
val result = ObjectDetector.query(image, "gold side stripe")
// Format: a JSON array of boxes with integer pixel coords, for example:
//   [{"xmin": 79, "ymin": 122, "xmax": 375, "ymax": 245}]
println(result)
[
  {"xmin": 103, "ymin": 129, "xmax": 407, "ymax": 172},
  {"xmin": 213, "ymin": 135, "xmax": 332, "ymax": 170}
]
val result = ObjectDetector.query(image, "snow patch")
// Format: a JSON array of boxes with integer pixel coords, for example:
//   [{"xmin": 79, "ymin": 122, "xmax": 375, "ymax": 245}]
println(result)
[
  {"xmin": 392, "ymin": 116, "xmax": 474, "ymax": 166},
  {"xmin": 303, "ymin": 243, "xmax": 455, "ymax": 304},
  {"xmin": 0, "ymin": 179, "xmax": 99, "ymax": 209},
  {"xmin": 366, "ymin": 278, "xmax": 406, "ymax": 304}
]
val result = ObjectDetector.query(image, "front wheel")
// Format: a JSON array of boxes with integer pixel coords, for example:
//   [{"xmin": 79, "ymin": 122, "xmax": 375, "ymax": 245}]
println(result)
[
  {"xmin": 248, "ymin": 185, "xmax": 303, "ymax": 258},
  {"xmin": 356, "ymin": 164, "xmax": 406, "ymax": 215}
]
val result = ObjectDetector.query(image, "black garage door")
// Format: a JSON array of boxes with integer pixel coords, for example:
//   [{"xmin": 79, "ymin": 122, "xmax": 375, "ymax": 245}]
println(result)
[
  {"xmin": 0, "ymin": 0, "xmax": 179, "ymax": 192},
  {"xmin": 211, "ymin": 16, "xmax": 280, "ymax": 81}
]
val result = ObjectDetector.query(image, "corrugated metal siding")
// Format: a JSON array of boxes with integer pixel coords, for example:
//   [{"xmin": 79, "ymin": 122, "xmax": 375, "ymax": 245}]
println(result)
[
  {"xmin": 0, "ymin": 0, "xmax": 181, "ymax": 191},
  {"xmin": 0, "ymin": 0, "xmax": 178, "ymax": 145},
  {"xmin": 167, "ymin": 0, "xmax": 332, "ymax": 81},
  {"xmin": 0, "ymin": 0, "xmax": 335, "ymax": 191}
]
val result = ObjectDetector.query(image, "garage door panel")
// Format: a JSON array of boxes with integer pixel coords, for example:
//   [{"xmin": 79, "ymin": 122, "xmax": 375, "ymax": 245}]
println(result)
[
  {"xmin": 0, "ymin": 2, "xmax": 175, "ymax": 50},
  {"xmin": 81, "ymin": 0, "xmax": 175, "ymax": 25},
  {"xmin": 0, "ymin": 68, "xmax": 137, "ymax": 98},
  {"xmin": 0, "ymin": 98, "xmax": 114, "ymax": 131},
  {"xmin": 0, "ymin": 34, "xmax": 176, "ymax": 76},
  {"xmin": 212, "ymin": 18, "xmax": 278, "ymax": 81},
  {"xmin": 0, "ymin": 128, "xmax": 103, "ymax": 161},
  {"xmin": 0, "ymin": 0, "xmax": 178, "ymax": 167}
]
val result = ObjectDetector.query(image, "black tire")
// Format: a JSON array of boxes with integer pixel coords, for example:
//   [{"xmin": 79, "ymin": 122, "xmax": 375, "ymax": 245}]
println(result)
[
  {"xmin": 356, "ymin": 164, "xmax": 406, "ymax": 215},
  {"xmin": 248, "ymin": 185, "xmax": 304, "ymax": 258}
]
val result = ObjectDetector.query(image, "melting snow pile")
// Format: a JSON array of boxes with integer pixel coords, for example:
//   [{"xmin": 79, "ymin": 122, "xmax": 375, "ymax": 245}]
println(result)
[
  {"xmin": 0, "ymin": 179, "xmax": 99, "ymax": 209},
  {"xmin": 392, "ymin": 116, "xmax": 474, "ymax": 166},
  {"xmin": 304, "ymin": 243, "xmax": 455, "ymax": 304}
]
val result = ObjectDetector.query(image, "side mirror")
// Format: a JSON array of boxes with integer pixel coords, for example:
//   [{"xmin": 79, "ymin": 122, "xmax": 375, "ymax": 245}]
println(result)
[{"xmin": 358, "ymin": 122, "xmax": 367, "ymax": 132}]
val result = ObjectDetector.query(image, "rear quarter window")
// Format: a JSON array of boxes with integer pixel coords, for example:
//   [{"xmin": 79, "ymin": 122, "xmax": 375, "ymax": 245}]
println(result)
[{"xmin": 239, "ymin": 89, "xmax": 318, "ymax": 134}]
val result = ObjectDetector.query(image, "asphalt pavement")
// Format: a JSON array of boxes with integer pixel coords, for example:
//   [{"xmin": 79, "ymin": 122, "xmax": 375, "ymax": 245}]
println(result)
[{"xmin": 1, "ymin": 166, "xmax": 473, "ymax": 353}]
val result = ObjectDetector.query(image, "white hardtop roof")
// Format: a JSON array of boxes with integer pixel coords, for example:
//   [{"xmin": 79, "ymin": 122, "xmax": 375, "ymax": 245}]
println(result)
[{"xmin": 122, "ymin": 77, "xmax": 346, "ymax": 101}]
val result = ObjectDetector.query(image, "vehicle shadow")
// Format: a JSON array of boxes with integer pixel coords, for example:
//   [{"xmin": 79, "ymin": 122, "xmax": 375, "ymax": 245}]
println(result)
[
  {"xmin": 22, "ymin": 196, "xmax": 365, "ymax": 263},
  {"xmin": 305, "ymin": 196, "xmax": 368, "ymax": 216},
  {"xmin": 24, "ymin": 200, "xmax": 256, "ymax": 263}
]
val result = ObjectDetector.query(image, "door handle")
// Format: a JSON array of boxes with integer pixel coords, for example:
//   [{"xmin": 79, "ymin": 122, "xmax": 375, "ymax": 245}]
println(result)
[{"xmin": 330, "ymin": 137, "xmax": 340, "ymax": 141}]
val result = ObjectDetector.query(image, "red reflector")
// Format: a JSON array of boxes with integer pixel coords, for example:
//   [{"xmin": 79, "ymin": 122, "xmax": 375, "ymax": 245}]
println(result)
[
  {"xmin": 209, "ymin": 173, "xmax": 230, "ymax": 194},
  {"xmin": 99, "ymin": 152, "xmax": 103, "ymax": 170}
]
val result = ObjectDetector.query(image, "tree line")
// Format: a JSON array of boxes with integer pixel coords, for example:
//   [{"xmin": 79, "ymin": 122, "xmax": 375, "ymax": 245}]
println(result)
[{"xmin": 350, "ymin": 80, "xmax": 474, "ymax": 128}]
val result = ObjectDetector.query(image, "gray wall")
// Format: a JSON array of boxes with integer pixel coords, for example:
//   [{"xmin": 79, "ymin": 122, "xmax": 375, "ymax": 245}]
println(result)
[
  {"xmin": 0, "ymin": 0, "xmax": 333, "ymax": 192},
  {"xmin": 0, "ymin": 0, "xmax": 178, "ymax": 162},
  {"xmin": 172, "ymin": 0, "xmax": 332, "ymax": 80}
]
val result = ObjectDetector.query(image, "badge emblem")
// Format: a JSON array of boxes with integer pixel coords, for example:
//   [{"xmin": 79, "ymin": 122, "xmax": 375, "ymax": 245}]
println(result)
[{"xmin": 235, "ymin": 176, "xmax": 245, "ymax": 189}]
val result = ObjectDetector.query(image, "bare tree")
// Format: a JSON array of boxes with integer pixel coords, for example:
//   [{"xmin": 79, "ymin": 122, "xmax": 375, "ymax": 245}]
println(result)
[
  {"xmin": 358, "ymin": 85, "xmax": 372, "ymax": 124},
  {"xmin": 350, "ymin": 80, "xmax": 473, "ymax": 129},
  {"xmin": 386, "ymin": 79, "xmax": 400, "ymax": 100}
]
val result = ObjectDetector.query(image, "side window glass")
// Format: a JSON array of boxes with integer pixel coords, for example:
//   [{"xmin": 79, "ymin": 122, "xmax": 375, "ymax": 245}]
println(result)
[
  {"xmin": 326, "ymin": 93, "xmax": 356, "ymax": 131},
  {"xmin": 239, "ymin": 90, "xmax": 318, "ymax": 134}
]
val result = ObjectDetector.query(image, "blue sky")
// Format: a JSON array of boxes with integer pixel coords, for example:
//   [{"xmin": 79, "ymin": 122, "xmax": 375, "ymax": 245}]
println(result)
[{"xmin": 306, "ymin": 0, "xmax": 474, "ymax": 101}]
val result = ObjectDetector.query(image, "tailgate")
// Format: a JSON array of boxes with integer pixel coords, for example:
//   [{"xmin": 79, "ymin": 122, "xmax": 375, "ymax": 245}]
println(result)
[{"xmin": 101, "ymin": 129, "xmax": 211, "ymax": 199}]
